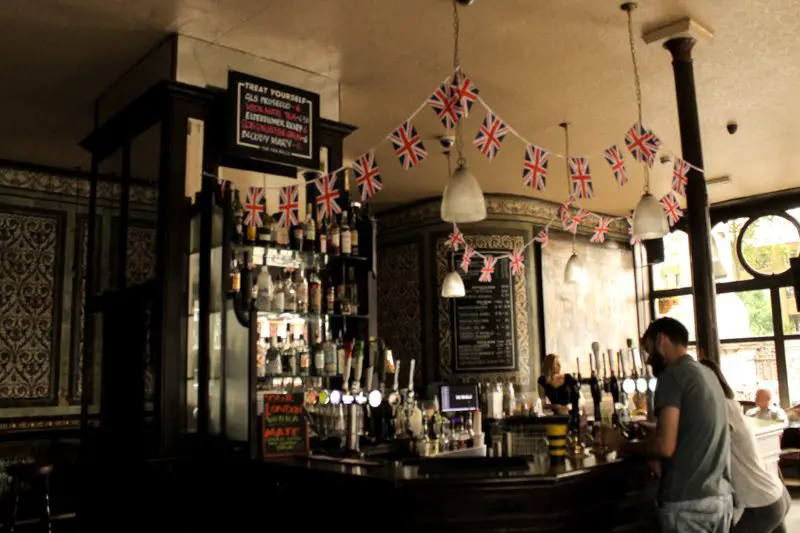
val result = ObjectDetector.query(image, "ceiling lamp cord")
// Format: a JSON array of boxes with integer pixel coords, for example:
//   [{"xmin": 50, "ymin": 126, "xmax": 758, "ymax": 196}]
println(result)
[
  {"xmin": 561, "ymin": 122, "xmax": 578, "ymax": 255},
  {"xmin": 452, "ymin": 0, "xmax": 466, "ymax": 167},
  {"xmin": 624, "ymin": 2, "xmax": 650, "ymax": 194}
]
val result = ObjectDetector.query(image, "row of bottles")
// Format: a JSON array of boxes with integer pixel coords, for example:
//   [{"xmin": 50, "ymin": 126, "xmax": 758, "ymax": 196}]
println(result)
[
  {"xmin": 257, "ymin": 332, "xmax": 367, "ymax": 381},
  {"xmin": 230, "ymin": 194, "xmax": 363, "ymax": 257},
  {"xmin": 230, "ymin": 252, "xmax": 360, "ymax": 315}
]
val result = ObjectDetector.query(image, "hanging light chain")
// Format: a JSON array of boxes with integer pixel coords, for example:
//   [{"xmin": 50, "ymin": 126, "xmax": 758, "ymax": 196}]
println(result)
[
  {"xmin": 452, "ymin": 0, "xmax": 465, "ymax": 164},
  {"xmin": 560, "ymin": 122, "xmax": 578, "ymax": 254},
  {"xmin": 624, "ymin": 3, "xmax": 650, "ymax": 192}
]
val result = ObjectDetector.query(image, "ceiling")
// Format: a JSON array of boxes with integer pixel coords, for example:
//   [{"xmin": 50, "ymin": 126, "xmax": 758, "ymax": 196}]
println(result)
[{"xmin": 2, "ymin": 0, "xmax": 800, "ymax": 214}]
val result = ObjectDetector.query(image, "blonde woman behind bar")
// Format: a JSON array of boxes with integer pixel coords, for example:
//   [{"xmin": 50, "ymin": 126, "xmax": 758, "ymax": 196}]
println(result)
[
  {"xmin": 700, "ymin": 359, "xmax": 790, "ymax": 533},
  {"xmin": 537, "ymin": 354, "xmax": 574, "ymax": 416}
]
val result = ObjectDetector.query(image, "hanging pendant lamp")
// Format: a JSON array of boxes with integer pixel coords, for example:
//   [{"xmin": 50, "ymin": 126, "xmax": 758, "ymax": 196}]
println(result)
[
  {"xmin": 442, "ymin": 252, "xmax": 466, "ymax": 298},
  {"xmin": 560, "ymin": 122, "xmax": 587, "ymax": 285},
  {"xmin": 439, "ymin": 0, "xmax": 486, "ymax": 223}
]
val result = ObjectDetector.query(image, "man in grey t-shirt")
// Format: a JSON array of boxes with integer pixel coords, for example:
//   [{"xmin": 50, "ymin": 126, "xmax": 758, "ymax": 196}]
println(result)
[{"xmin": 602, "ymin": 317, "xmax": 733, "ymax": 533}]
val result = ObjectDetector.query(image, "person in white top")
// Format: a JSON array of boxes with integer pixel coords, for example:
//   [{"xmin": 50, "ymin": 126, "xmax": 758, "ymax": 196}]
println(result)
[
  {"xmin": 745, "ymin": 389, "xmax": 788, "ymax": 425},
  {"xmin": 700, "ymin": 360, "xmax": 790, "ymax": 533}
]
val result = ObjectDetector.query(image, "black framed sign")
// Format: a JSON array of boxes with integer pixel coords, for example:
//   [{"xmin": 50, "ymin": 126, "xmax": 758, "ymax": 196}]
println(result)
[
  {"xmin": 228, "ymin": 70, "xmax": 320, "ymax": 170},
  {"xmin": 451, "ymin": 248, "xmax": 517, "ymax": 372}
]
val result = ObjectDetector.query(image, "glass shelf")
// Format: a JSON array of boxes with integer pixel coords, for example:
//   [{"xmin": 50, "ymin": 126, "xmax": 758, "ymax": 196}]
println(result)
[
  {"xmin": 232, "ymin": 243, "xmax": 369, "ymax": 270},
  {"xmin": 256, "ymin": 311, "xmax": 368, "ymax": 321}
]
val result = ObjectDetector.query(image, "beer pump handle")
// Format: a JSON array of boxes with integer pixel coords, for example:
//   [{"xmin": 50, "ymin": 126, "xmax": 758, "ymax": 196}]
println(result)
[
  {"xmin": 408, "ymin": 359, "xmax": 416, "ymax": 393},
  {"xmin": 576, "ymin": 357, "xmax": 582, "ymax": 382},
  {"xmin": 618, "ymin": 350, "xmax": 626, "ymax": 379},
  {"xmin": 393, "ymin": 360, "xmax": 401, "ymax": 392}
]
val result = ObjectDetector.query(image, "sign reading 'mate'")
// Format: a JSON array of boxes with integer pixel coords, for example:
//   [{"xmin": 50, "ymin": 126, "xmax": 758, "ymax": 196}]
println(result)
[
  {"xmin": 262, "ymin": 392, "xmax": 309, "ymax": 457},
  {"xmin": 228, "ymin": 70, "xmax": 320, "ymax": 170}
]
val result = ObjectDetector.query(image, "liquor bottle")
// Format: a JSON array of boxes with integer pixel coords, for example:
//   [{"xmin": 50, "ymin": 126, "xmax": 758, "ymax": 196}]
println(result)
[
  {"xmin": 350, "ymin": 205, "xmax": 360, "ymax": 257},
  {"xmin": 346, "ymin": 266, "xmax": 358, "ymax": 315},
  {"xmin": 230, "ymin": 252, "xmax": 241, "ymax": 293},
  {"xmin": 295, "ymin": 269, "xmax": 308, "ymax": 313},
  {"xmin": 341, "ymin": 212, "xmax": 352, "ymax": 256},
  {"xmin": 309, "ymin": 268, "xmax": 322, "ymax": 314},
  {"xmin": 246, "ymin": 222, "xmax": 257, "ymax": 245},
  {"xmin": 292, "ymin": 218, "xmax": 304, "ymax": 252},
  {"xmin": 326, "ymin": 279, "xmax": 336, "ymax": 314},
  {"xmin": 265, "ymin": 217, "xmax": 275, "ymax": 248},
  {"xmin": 271, "ymin": 273, "xmax": 285, "ymax": 312},
  {"xmin": 298, "ymin": 335, "xmax": 310, "ymax": 377},
  {"xmin": 318, "ymin": 217, "xmax": 328, "ymax": 255},
  {"xmin": 283, "ymin": 336, "xmax": 296, "ymax": 376},
  {"xmin": 304, "ymin": 203, "xmax": 316, "ymax": 252},
  {"xmin": 284, "ymin": 273, "xmax": 297, "ymax": 313},
  {"xmin": 267, "ymin": 336, "xmax": 282, "ymax": 376},
  {"xmin": 239, "ymin": 252, "xmax": 252, "ymax": 301},
  {"xmin": 323, "ymin": 336, "xmax": 337, "ymax": 376},
  {"xmin": 255, "ymin": 265, "xmax": 272, "ymax": 310},
  {"xmin": 330, "ymin": 215, "xmax": 341, "ymax": 256},
  {"xmin": 275, "ymin": 215, "xmax": 290, "ymax": 249},
  {"xmin": 232, "ymin": 190, "xmax": 245, "ymax": 243},
  {"xmin": 336, "ymin": 276, "xmax": 346, "ymax": 311}
]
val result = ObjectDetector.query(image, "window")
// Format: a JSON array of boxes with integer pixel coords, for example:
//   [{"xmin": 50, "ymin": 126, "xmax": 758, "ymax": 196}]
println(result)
[{"xmin": 649, "ymin": 202, "xmax": 800, "ymax": 407}]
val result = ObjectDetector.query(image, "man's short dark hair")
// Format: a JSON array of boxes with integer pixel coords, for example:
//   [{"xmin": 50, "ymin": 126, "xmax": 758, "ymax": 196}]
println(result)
[{"xmin": 643, "ymin": 317, "xmax": 690, "ymax": 347}]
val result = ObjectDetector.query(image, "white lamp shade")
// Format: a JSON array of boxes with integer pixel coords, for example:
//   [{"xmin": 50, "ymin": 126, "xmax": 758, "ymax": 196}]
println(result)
[
  {"xmin": 632, "ymin": 193, "xmax": 669, "ymax": 240},
  {"xmin": 564, "ymin": 252, "xmax": 586, "ymax": 284},
  {"xmin": 440, "ymin": 163, "xmax": 487, "ymax": 223},
  {"xmin": 442, "ymin": 270, "xmax": 466, "ymax": 298}
]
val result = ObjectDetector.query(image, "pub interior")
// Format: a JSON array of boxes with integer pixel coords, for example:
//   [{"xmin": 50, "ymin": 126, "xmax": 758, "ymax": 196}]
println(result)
[{"xmin": 1, "ymin": 1, "xmax": 800, "ymax": 531}]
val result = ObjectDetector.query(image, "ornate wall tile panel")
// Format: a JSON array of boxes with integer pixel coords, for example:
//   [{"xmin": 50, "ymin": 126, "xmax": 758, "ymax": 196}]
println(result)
[
  {"xmin": 0, "ymin": 207, "xmax": 64, "ymax": 404},
  {"xmin": 377, "ymin": 242, "xmax": 423, "ymax": 387},
  {"xmin": 436, "ymin": 234, "xmax": 532, "ymax": 387}
]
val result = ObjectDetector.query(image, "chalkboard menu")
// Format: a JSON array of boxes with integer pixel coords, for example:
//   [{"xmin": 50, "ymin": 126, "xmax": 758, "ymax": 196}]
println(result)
[
  {"xmin": 451, "ymin": 248, "xmax": 517, "ymax": 372},
  {"xmin": 262, "ymin": 392, "xmax": 309, "ymax": 457},
  {"xmin": 228, "ymin": 70, "xmax": 320, "ymax": 169}
]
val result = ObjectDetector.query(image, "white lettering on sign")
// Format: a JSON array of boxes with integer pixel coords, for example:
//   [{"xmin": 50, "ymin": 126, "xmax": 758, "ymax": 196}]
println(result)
[{"xmin": 454, "ymin": 394, "xmax": 474, "ymax": 401}]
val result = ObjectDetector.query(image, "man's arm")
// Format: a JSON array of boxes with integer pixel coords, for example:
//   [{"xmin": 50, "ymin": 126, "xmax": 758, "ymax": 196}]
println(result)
[{"xmin": 619, "ymin": 406, "xmax": 679, "ymax": 458}]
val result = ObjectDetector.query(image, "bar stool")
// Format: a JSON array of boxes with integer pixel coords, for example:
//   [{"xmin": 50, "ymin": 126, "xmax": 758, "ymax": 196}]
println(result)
[{"xmin": 2, "ymin": 461, "xmax": 52, "ymax": 533}]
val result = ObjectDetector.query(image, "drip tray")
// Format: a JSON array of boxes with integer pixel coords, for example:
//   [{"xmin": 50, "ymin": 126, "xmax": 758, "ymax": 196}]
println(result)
[{"xmin": 404, "ymin": 456, "xmax": 530, "ymax": 475}]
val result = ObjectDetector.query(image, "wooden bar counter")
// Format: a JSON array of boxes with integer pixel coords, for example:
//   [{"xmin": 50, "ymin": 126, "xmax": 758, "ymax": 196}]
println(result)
[{"xmin": 248, "ymin": 451, "xmax": 659, "ymax": 532}]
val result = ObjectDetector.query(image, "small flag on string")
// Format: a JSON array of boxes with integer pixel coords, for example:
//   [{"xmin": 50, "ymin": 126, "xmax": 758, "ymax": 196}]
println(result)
[
  {"xmin": 352, "ymin": 151, "xmax": 383, "ymax": 201},
  {"xmin": 278, "ymin": 185, "xmax": 300, "ymax": 228},
  {"xmin": 314, "ymin": 172, "xmax": 342, "ymax": 220},
  {"xmin": 590, "ymin": 217, "xmax": 611, "ymax": 244},
  {"xmin": 522, "ymin": 144, "xmax": 549, "ymax": 191},
  {"xmin": 672, "ymin": 157, "xmax": 689, "ymax": 197},
  {"xmin": 534, "ymin": 229, "xmax": 549, "ymax": 248},
  {"xmin": 427, "ymin": 83, "xmax": 461, "ymax": 130},
  {"xmin": 460, "ymin": 246, "xmax": 475, "ymax": 273},
  {"xmin": 625, "ymin": 122, "xmax": 661, "ymax": 167},
  {"xmin": 660, "ymin": 192, "xmax": 683, "ymax": 227},
  {"xmin": 244, "ymin": 186, "xmax": 266, "ymax": 227},
  {"xmin": 479, "ymin": 255, "xmax": 497, "ymax": 283},
  {"xmin": 388, "ymin": 120, "xmax": 428, "ymax": 170},
  {"xmin": 473, "ymin": 111, "xmax": 509, "ymax": 161},
  {"xmin": 568, "ymin": 157, "xmax": 594, "ymax": 199},
  {"xmin": 567, "ymin": 209, "xmax": 590, "ymax": 234},
  {"xmin": 450, "ymin": 68, "xmax": 479, "ymax": 119},
  {"xmin": 603, "ymin": 145, "xmax": 628, "ymax": 187},
  {"xmin": 558, "ymin": 198, "xmax": 575, "ymax": 231},
  {"xmin": 446, "ymin": 224, "xmax": 466, "ymax": 251},
  {"xmin": 509, "ymin": 248, "xmax": 525, "ymax": 276},
  {"xmin": 626, "ymin": 215, "xmax": 639, "ymax": 245}
]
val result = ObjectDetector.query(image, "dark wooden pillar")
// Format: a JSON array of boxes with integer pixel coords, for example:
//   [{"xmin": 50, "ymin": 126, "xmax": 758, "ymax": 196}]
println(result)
[{"xmin": 664, "ymin": 37, "xmax": 720, "ymax": 363}]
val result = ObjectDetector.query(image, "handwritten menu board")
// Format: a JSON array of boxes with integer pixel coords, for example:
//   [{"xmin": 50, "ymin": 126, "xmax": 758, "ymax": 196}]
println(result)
[
  {"xmin": 451, "ymin": 248, "xmax": 517, "ymax": 372},
  {"xmin": 262, "ymin": 392, "xmax": 309, "ymax": 457},
  {"xmin": 228, "ymin": 70, "xmax": 320, "ymax": 169}
]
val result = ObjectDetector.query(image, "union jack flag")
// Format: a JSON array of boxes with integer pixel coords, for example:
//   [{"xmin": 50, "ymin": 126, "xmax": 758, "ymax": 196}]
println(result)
[
  {"xmin": 567, "ymin": 209, "xmax": 590, "ymax": 234},
  {"xmin": 446, "ymin": 224, "xmax": 465, "ymax": 251},
  {"xmin": 473, "ymin": 112, "xmax": 509, "ymax": 161},
  {"xmin": 314, "ymin": 172, "xmax": 342, "ymax": 220},
  {"xmin": 590, "ymin": 217, "xmax": 611, "ymax": 244},
  {"xmin": 522, "ymin": 144, "xmax": 549, "ymax": 191},
  {"xmin": 388, "ymin": 120, "xmax": 427, "ymax": 170},
  {"xmin": 626, "ymin": 215, "xmax": 639, "ymax": 245},
  {"xmin": 568, "ymin": 157, "xmax": 594, "ymax": 199},
  {"xmin": 479, "ymin": 255, "xmax": 497, "ymax": 283},
  {"xmin": 660, "ymin": 192, "xmax": 683, "ymax": 227},
  {"xmin": 534, "ymin": 229, "xmax": 549, "ymax": 248},
  {"xmin": 352, "ymin": 151, "xmax": 383, "ymax": 201},
  {"xmin": 427, "ymin": 83, "xmax": 461, "ymax": 130},
  {"xmin": 278, "ymin": 185, "xmax": 300, "ymax": 228},
  {"xmin": 509, "ymin": 248, "xmax": 525, "ymax": 276},
  {"xmin": 624, "ymin": 123, "xmax": 661, "ymax": 167},
  {"xmin": 450, "ymin": 68, "xmax": 479, "ymax": 118},
  {"xmin": 244, "ymin": 186, "xmax": 265, "ymax": 227},
  {"xmin": 460, "ymin": 246, "xmax": 475, "ymax": 273},
  {"xmin": 558, "ymin": 197, "xmax": 575, "ymax": 230},
  {"xmin": 672, "ymin": 157, "xmax": 689, "ymax": 197},
  {"xmin": 603, "ymin": 145, "xmax": 628, "ymax": 187}
]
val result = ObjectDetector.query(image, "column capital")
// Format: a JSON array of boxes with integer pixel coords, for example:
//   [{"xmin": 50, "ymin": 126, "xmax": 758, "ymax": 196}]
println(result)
[{"xmin": 664, "ymin": 37, "xmax": 697, "ymax": 62}]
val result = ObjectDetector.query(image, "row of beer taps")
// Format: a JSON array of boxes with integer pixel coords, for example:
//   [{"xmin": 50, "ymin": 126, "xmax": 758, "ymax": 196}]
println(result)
[{"xmin": 578, "ymin": 339, "xmax": 657, "ymax": 423}]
